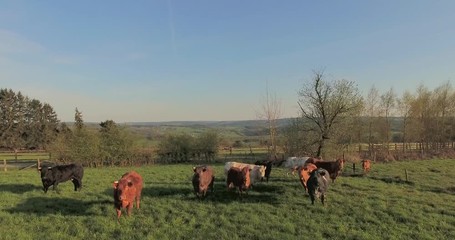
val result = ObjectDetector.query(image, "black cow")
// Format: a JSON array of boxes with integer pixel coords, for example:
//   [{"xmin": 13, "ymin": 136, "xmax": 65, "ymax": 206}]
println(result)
[
  {"xmin": 39, "ymin": 163, "xmax": 84, "ymax": 193},
  {"xmin": 255, "ymin": 160, "xmax": 273, "ymax": 182},
  {"xmin": 307, "ymin": 168, "xmax": 330, "ymax": 205}
]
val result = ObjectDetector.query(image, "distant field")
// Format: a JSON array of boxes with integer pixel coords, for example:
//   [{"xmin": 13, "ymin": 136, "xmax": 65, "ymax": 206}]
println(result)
[{"xmin": 1, "ymin": 159, "xmax": 455, "ymax": 239}]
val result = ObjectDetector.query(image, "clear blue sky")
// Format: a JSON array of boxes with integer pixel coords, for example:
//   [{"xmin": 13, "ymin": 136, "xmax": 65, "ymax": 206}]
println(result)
[{"xmin": 1, "ymin": 1, "xmax": 454, "ymax": 122}]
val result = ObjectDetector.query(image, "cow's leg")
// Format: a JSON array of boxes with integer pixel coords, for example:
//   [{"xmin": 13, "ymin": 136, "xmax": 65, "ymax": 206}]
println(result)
[
  {"xmin": 71, "ymin": 179, "xmax": 79, "ymax": 191},
  {"xmin": 53, "ymin": 182, "xmax": 59, "ymax": 193},
  {"xmin": 310, "ymin": 194, "xmax": 315, "ymax": 204},
  {"xmin": 209, "ymin": 176, "xmax": 215, "ymax": 192},
  {"xmin": 321, "ymin": 194, "xmax": 325, "ymax": 205},
  {"xmin": 116, "ymin": 208, "xmax": 122, "ymax": 220},
  {"xmin": 136, "ymin": 195, "xmax": 141, "ymax": 209},
  {"xmin": 73, "ymin": 177, "xmax": 82, "ymax": 190},
  {"xmin": 127, "ymin": 203, "xmax": 133, "ymax": 216},
  {"xmin": 77, "ymin": 178, "xmax": 82, "ymax": 190}
]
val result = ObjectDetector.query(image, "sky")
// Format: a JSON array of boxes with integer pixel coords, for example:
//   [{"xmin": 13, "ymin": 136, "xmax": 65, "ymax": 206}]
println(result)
[{"xmin": 1, "ymin": 1, "xmax": 454, "ymax": 123}]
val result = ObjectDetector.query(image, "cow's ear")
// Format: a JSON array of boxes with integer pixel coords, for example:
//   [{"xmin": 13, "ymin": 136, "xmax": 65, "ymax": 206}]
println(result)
[
  {"xmin": 193, "ymin": 167, "xmax": 196, "ymax": 172},
  {"xmin": 113, "ymin": 181, "xmax": 119, "ymax": 189}
]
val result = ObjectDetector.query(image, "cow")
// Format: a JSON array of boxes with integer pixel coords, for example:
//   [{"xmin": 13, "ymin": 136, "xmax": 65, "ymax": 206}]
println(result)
[
  {"xmin": 224, "ymin": 162, "xmax": 266, "ymax": 186},
  {"xmin": 307, "ymin": 168, "xmax": 330, "ymax": 205},
  {"xmin": 314, "ymin": 158, "xmax": 345, "ymax": 183},
  {"xmin": 254, "ymin": 160, "xmax": 273, "ymax": 182},
  {"xmin": 192, "ymin": 165, "xmax": 215, "ymax": 198},
  {"xmin": 226, "ymin": 166, "xmax": 250, "ymax": 196},
  {"xmin": 283, "ymin": 157, "xmax": 309, "ymax": 176},
  {"xmin": 38, "ymin": 163, "xmax": 84, "ymax": 193},
  {"xmin": 298, "ymin": 163, "xmax": 318, "ymax": 192},
  {"xmin": 362, "ymin": 159, "xmax": 371, "ymax": 174},
  {"xmin": 304, "ymin": 156, "xmax": 323, "ymax": 165},
  {"xmin": 113, "ymin": 171, "xmax": 143, "ymax": 221}
]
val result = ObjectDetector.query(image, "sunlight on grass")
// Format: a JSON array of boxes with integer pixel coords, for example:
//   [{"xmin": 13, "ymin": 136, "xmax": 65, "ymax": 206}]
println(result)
[{"xmin": 1, "ymin": 159, "xmax": 455, "ymax": 239}]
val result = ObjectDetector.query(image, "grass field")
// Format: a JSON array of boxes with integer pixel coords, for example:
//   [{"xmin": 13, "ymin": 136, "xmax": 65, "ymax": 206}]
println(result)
[{"xmin": 1, "ymin": 159, "xmax": 455, "ymax": 240}]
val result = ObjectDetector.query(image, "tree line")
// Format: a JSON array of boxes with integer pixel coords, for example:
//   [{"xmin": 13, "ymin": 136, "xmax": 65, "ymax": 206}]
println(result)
[
  {"xmin": 282, "ymin": 71, "xmax": 455, "ymax": 161},
  {"xmin": 0, "ymin": 89, "xmax": 59, "ymax": 150},
  {"xmin": 0, "ymin": 88, "xmax": 219, "ymax": 166},
  {"xmin": 3, "ymin": 72, "xmax": 455, "ymax": 165}
]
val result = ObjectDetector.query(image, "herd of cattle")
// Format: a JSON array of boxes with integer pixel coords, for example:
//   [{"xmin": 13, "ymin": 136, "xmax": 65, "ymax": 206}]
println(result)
[{"xmin": 36, "ymin": 157, "xmax": 372, "ymax": 221}]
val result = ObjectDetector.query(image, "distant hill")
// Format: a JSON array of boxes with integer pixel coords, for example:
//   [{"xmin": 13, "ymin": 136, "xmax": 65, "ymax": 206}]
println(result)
[
  {"xmin": 124, "ymin": 118, "xmax": 293, "ymax": 128},
  {"xmin": 68, "ymin": 117, "xmax": 404, "ymax": 146},
  {"xmin": 121, "ymin": 119, "xmax": 294, "ymax": 141}
]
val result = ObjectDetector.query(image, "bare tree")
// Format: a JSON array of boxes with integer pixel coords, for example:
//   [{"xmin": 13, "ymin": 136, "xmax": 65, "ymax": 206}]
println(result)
[
  {"xmin": 364, "ymin": 86, "xmax": 381, "ymax": 155},
  {"xmin": 396, "ymin": 91, "xmax": 413, "ymax": 152},
  {"xmin": 379, "ymin": 88, "xmax": 396, "ymax": 153},
  {"xmin": 298, "ymin": 70, "xmax": 363, "ymax": 157},
  {"xmin": 257, "ymin": 83, "xmax": 282, "ymax": 159},
  {"xmin": 433, "ymin": 82, "xmax": 453, "ymax": 146}
]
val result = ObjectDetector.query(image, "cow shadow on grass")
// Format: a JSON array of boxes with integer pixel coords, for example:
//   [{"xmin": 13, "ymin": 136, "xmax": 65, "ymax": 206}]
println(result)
[
  {"xmin": 7, "ymin": 197, "xmax": 111, "ymax": 216},
  {"xmin": 0, "ymin": 183, "xmax": 42, "ymax": 194},
  {"xmin": 185, "ymin": 182, "xmax": 282, "ymax": 204},
  {"xmin": 142, "ymin": 185, "xmax": 192, "ymax": 197}
]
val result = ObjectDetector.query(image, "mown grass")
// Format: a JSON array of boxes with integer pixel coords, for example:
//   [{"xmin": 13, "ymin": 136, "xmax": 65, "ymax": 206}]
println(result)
[{"xmin": 1, "ymin": 159, "xmax": 455, "ymax": 239}]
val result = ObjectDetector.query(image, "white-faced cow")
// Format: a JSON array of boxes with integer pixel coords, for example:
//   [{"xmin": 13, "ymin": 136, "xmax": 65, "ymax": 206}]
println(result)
[{"xmin": 224, "ymin": 162, "xmax": 266, "ymax": 186}]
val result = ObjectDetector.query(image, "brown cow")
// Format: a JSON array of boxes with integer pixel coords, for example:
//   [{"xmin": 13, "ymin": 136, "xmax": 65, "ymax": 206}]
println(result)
[
  {"xmin": 226, "ymin": 167, "xmax": 250, "ymax": 196},
  {"xmin": 192, "ymin": 165, "xmax": 215, "ymax": 198},
  {"xmin": 113, "ymin": 171, "xmax": 143, "ymax": 221},
  {"xmin": 304, "ymin": 156, "xmax": 323, "ymax": 165},
  {"xmin": 298, "ymin": 163, "xmax": 318, "ymax": 192},
  {"xmin": 314, "ymin": 158, "xmax": 345, "ymax": 183},
  {"xmin": 362, "ymin": 159, "xmax": 371, "ymax": 174}
]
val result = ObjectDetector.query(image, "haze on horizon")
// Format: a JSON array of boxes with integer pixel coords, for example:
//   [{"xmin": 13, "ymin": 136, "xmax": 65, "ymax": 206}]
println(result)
[{"xmin": 1, "ymin": 1, "xmax": 454, "ymax": 123}]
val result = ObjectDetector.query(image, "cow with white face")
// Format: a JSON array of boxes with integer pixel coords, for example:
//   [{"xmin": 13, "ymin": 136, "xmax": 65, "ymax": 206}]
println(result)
[{"xmin": 224, "ymin": 162, "xmax": 266, "ymax": 186}]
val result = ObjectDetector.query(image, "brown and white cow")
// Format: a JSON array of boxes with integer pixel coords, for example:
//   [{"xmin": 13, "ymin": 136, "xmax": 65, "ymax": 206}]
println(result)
[
  {"xmin": 361, "ymin": 159, "xmax": 371, "ymax": 174},
  {"xmin": 226, "ymin": 166, "xmax": 250, "ymax": 196},
  {"xmin": 283, "ymin": 157, "xmax": 309, "ymax": 176},
  {"xmin": 192, "ymin": 165, "xmax": 215, "ymax": 198},
  {"xmin": 224, "ymin": 162, "xmax": 265, "ymax": 186},
  {"xmin": 113, "ymin": 171, "xmax": 143, "ymax": 221},
  {"xmin": 284, "ymin": 156, "xmax": 322, "ymax": 176},
  {"xmin": 298, "ymin": 163, "xmax": 318, "ymax": 192},
  {"xmin": 314, "ymin": 158, "xmax": 345, "ymax": 183}
]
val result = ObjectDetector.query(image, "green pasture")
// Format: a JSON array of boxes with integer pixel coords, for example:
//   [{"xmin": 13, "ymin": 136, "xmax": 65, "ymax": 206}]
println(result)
[{"xmin": 1, "ymin": 159, "xmax": 455, "ymax": 239}]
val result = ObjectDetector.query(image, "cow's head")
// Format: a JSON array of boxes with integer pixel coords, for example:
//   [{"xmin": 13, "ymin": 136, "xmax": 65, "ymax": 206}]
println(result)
[
  {"xmin": 192, "ymin": 166, "xmax": 209, "ymax": 194},
  {"xmin": 113, "ymin": 179, "xmax": 136, "ymax": 208},
  {"xmin": 336, "ymin": 158, "xmax": 346, "ymax": 169},
  {"xmin": 39, "ymin": 167, "xmax": 54, "ymax": 192}
]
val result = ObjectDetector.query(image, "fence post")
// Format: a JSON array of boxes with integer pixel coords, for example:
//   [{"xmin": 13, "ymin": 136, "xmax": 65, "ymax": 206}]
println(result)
[{"xmin": 353, "ymin": 163, "xmax": 356, "ymax": 174}]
